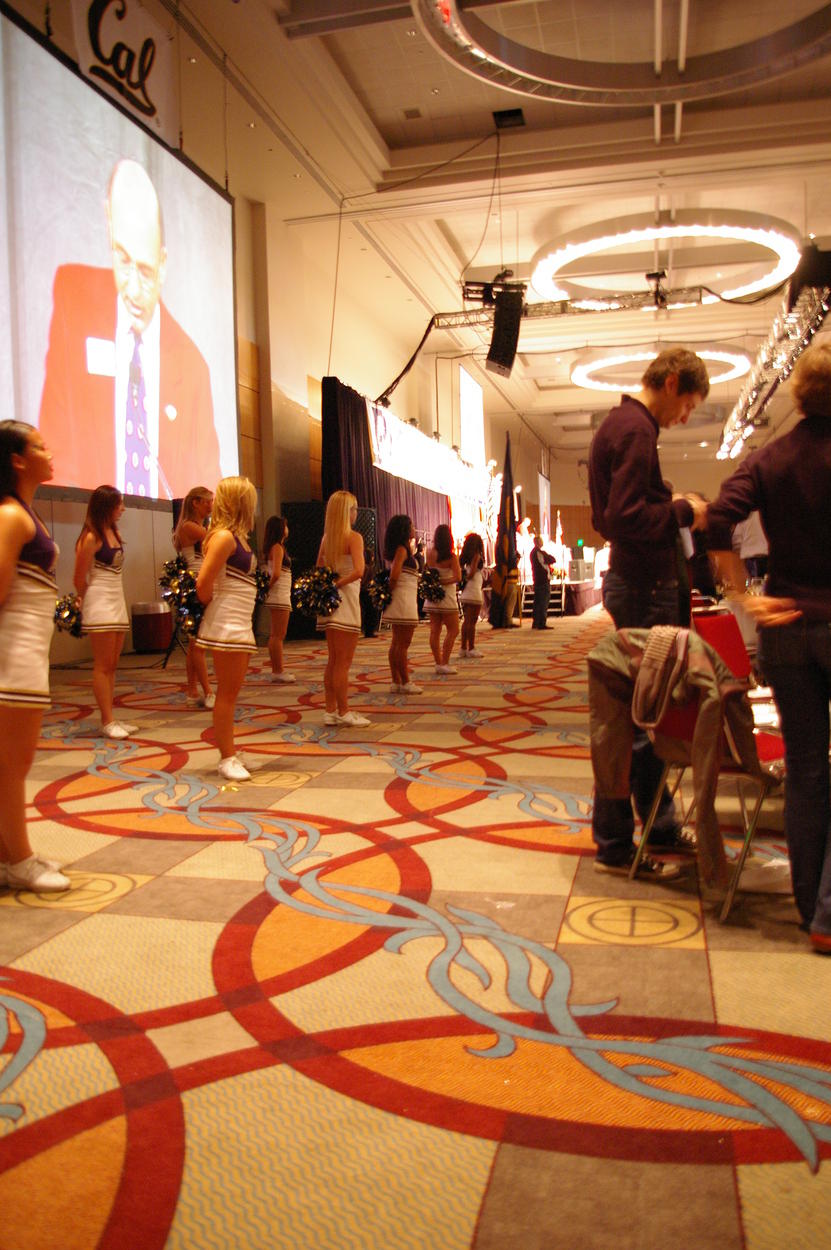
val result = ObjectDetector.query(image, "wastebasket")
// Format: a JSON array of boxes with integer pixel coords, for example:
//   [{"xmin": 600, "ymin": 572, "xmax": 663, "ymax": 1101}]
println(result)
[{"xmin": 131, "ymin": 601, "xmax": 173, "ymax": 653}]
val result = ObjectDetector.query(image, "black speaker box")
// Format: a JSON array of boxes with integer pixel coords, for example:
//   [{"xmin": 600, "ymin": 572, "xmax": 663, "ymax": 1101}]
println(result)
[
  {"xmin": 486, "ymin": 288, "xmax": 524, "ymax": 377},
  {"xmin": 280, "ymin": 501, "xmax": 377, "ymax": 638}
]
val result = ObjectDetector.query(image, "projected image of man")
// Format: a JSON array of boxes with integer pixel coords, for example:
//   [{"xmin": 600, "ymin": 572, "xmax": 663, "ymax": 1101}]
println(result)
[{"xmin": 38, "ymin": 159, "xmax": 221, "ymax": 498}]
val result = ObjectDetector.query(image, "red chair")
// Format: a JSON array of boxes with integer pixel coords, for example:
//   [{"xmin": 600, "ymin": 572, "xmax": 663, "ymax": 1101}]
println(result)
[
  {"xmin": 630, "ymin": 631, "xmax": 785, "ymax": 922},
  {"xmin": 692, "ymin": 609, "xmax": 780, "ymax": 730}
]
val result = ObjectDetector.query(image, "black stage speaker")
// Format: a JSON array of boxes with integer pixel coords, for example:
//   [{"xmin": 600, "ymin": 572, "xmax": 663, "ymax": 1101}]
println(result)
[{"xmin": 486, "ymin": 288, "xmax": 524, "ymax": 377}]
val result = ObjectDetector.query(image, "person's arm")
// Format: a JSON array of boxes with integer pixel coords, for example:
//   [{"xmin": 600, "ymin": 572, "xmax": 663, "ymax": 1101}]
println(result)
[
  {"xmin": 0, "ymin": 502, "xmax": 33, "ymax": 608},
  {"xmin": 447, "ymin": 553, "xmax": 462, "ymax": 582},
  {"xmin": 196, "ymin": 530, "xmax": 235, "ymax": 605},
  {"xmin": 269, "ymin": 542, "xmax": 284, "ymax": 587},
  {"xmin": 73, "ymin": 531, "xmax": 98, "ymax": 601},
  {"xmin": 336, "ymin": 531, "xmax": 365, "ymax": 587},
  {"xmin": 389, "ymin": 545, "xmax": 408, "ymax": 586},
  {"xmin": 174, "ymin": 519, "xmax": 208, "ymax": 551},
  {"xmin": 604, "ymin": 426, "xmax": 695, "ymax": 542}
]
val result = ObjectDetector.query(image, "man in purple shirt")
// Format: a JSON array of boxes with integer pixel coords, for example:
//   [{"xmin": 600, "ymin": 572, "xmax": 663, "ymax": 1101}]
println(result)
[{"xmin": 588, "ymin": 347, "xmax": 709, "ymax": 878}]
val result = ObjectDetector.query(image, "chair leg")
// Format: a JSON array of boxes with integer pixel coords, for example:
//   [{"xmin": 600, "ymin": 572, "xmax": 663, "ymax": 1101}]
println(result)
[
  {"xmin": 718, "ymin": 780, "xmax": 772, "ymax": 923},
  {"xmin": 629, "ymin": 761, "xmax": 672, "ymax": 880}
]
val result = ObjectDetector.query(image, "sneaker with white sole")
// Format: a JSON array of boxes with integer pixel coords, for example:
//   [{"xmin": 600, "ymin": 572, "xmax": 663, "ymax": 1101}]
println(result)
[
  {"xmin": 217, "ymin": 755, "xmax": 251, "ymax": 782},
  {"xmin": 389, "ymin": 683, "xmax": 401, "ymax": 693},
  {"xmin": 739, "ymin": 858, "xmax": 793, "ymax": 893},
  {"xmin": 335, "ymin": 711, "xmax": 371, "ymax": 727},
  {"xmin": 594, "ymin": 853, "xmax": 682, "ymax": 881},
  {"xmin": 271, "ymin": 672, "xmax": 296, "ymax": 684},
  {"xmin": 323, "ymin": 711, "xmax": 339, "ymax": 725},
  {"xmin": 101, "ymin": 721, "xmax": 129, "ymax": 739},
  {"xmin": 399, "ymin": 683, "xmax": 423, "ymax": 694},
  {"xmin": 186, "ymin": 693, "xmax": 215, "ymax": 709},
  {"xmin": 435, "ymin": 664, "xmax": 458, "ymax": 675},
  {"xmin": 118, "ymin": 723, "xmax": 139, "ymax": 735},
  {"xmin": 6, "ymin": 855, "xmax": 71, "ymax": 892},
  {"xmin": 467, "ymin": 648, "xmax": 483, "ymax": 658}
]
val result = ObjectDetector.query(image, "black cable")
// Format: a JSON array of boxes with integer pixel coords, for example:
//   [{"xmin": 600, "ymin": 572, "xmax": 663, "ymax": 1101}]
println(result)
[
  {"xmin": 375, "ymin": 316, "xmax": 437, "ymax": 406},
  {"xmin": 698, "ymin": 280, "xmax": 789, "ymax": 306},
  {"xmin": 460, "ymin": 132, "xmax": 501, "ymax": 284}
]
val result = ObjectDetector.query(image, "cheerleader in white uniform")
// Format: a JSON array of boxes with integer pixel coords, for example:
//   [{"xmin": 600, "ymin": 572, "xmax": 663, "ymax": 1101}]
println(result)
[
  {"xmin": 316, "ymin": 490, "xmax": 370, "ymax": 727},
  {"xmin": 0, "ymin": 421, "xmax": 70, "ymax": 892},
  {"xmin": 381, "ymin": 513, "xmax": 422, "ymax": 694},
  {"xmin": 173, "ymin": 485, "xmax": 215, "ymax": 708},
  {"xmin": 74, "ymin": 486, "xmax": 136, "ymax": 740},
  {"xmin": 263, "ymin": 514, "xmax": 295, "ymax": 684},
  {"xmin": 196, "ymin": 477, "xmax": 258, "ymax": 782},
  {"xmin": 426, "ymin": 523, "xmax": 461, "ymax": 675},
  {"xmin": 459, "ymin": 531, "xmax": 485, "ymax": 659}
]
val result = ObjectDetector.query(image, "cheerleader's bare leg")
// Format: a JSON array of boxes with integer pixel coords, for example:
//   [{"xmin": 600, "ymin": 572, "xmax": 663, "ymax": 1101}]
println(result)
[
  {"xmin": 0, "ymin": 706, "xmax": 42, "ymax": 864},
  {"xmin": 440, "ymin": 613, "xmax": 459, "ymax": 666},
  {"xmin": 329, "ymin": 629, "xmax": 360, "ymax": 715},
  {"xmin": 211, "ymin": 649, "xmax": 250, "ymax": 759},
  {"xmin": 428, "ymin": 613, "xmax": 442, "ymax": 665},
  {"xmin": 268, "ymin": 607, "xmax": 290, "ymax": 675},
  {"xmin": 90, "ymin": 631, "xmax": 125, "ymax": 728},
  {"xmin": 186, "ymin": 639, "xmax": 213, "ymax": 699},
  {"xmin": 393, "ymin": 623, "xmax": 415, "ymax": 684}
]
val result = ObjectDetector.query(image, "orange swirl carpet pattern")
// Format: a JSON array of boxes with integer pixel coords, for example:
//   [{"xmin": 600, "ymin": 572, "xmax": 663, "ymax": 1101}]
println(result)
[{"xmin": 2, "ymin": 610, "xmax": 831, "ymax": 1249}]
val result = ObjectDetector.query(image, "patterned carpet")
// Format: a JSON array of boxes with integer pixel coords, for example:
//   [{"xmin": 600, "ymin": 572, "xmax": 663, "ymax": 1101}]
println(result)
[{"xmin": 1, "ymin": 609, "xmax": 830, "ymax": 1250}]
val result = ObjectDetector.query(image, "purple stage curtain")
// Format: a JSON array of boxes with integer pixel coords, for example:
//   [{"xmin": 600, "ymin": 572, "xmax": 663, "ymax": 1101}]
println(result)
[{"xmin": 322, "ymin": 377, "xmax": 449, "ymax": 556}]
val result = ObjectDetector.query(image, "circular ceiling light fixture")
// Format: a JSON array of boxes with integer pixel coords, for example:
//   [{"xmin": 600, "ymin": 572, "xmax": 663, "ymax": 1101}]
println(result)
[
  {"xmin": 570, "ymin": 344, "xmax": 752, "ymax": 393},
  {"xmin": 530, "ymin": 210, "xmax": 802, "ymax": 306},
  {"xmin": 412, "ymin": 1, "xmax": 831, "ymax": 107}
]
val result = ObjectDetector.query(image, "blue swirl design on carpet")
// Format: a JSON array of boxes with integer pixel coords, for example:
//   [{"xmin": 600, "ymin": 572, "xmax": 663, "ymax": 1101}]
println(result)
[
  {"xmin": 0, "ymin": 978, "xmax": 47, "ymax": 1123},
  {"xmin": 251, "ymin": 829, "xmax": 831, "ymax": 1171}
]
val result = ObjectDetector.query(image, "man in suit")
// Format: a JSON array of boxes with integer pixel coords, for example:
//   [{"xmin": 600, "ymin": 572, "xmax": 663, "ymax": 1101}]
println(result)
[{"xmin": 38, "ymin": 159, "xmax": 221, "ymax": 498}]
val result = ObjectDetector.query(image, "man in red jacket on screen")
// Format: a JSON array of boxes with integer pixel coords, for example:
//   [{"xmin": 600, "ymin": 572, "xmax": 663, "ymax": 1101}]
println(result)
[{"xmin": 38, "ymin": 158, "xmax": 221, "ymax": 499}]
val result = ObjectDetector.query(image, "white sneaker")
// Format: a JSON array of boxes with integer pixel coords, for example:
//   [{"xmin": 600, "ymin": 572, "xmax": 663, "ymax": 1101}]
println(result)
[
  {"xmin": 235, "ymin": 751, "xmax": 262, "ymax": 772},
  {"xmin": 102, "ymin": 721, "xmax": 129, "ymax": 739},
  {"xmin": 323, "ymin": 711, "xmax": 339, "ymax": 725},
  {"xmin": 6, "ymin": 855, "xmax": 71, "ymax": 892},
  {"xmin": 336, "ymin": 711, "xmax": 371, "ymax": 727},
  {"xmin": 118, "ymin": 723, "xmax": 139, "ymax": 735},
  {"xmin": 203, "ymin": 692, "xmax": 216, "ymax": 709},
  {"xmin": 435, "ymin": 664, "xmax": 457, "ymax": 675},
  {"xmin": 187, "ymin": 693, "xmax": 215, "ymax": 709},
  {"xmin": 217, "ymin": 755, "xmax": 251, "ymax": 782},
  {"xmin": 400, "ymin": 683, "xmax": 423, "ymax": 695},
  {"xmin": 467, "ymin": 648, "xmax": 483, "ymax": 658},
  {"xmin": 271, "ymin": 672, "xmax": 296, "ymax": 684},
  {"xmin": 389, "ymin": 682, "xmax": 401, "ymax": 693}
]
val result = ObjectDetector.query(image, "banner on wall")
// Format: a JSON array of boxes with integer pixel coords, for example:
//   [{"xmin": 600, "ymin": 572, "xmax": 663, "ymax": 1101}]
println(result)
[
  {"xmin": 367, "ymin": 401, "xmax": 490, "ymax": 503},
  {"xmin": 70, "ymin": 0, "xmax": 178, "ymax": 144}
]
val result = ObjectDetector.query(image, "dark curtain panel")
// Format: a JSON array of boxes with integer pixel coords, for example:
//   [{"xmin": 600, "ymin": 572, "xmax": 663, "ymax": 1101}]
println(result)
[{"xmin": 322, "ymin": 376, "xmax": 449, "ymax": 560}]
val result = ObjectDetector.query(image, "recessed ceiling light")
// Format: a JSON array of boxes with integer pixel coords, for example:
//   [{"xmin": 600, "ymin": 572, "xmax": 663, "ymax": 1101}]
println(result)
[
  {"xmin": 406, "ymin": 29, "xmax": 417, "ymax": 37},
  {"xmin": 248, "ymin": 121, "xmax": 256, "ymax": 129},
  {"xmin": 431, "ymin": 87, "xmax": 440, "ymax": 95},
  {"xmin": 699, "ymin": 440, "xmax": 709, "ymax": 447},
  {"xmin": 188, "ymin": 56, "xmax": 197, "ymax": 65}
]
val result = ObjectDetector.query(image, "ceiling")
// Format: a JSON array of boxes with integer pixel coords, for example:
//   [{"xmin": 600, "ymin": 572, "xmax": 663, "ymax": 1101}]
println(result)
[{"xmin": 85, "ymin": 2, "xmax": 831, "ymax": 466}]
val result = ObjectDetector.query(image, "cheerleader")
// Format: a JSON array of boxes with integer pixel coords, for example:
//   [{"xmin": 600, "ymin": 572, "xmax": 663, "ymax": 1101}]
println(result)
[
  {"xmin": 316, "ymin": 490, "xmax": 370, "ymax": 727},
  {"xmin": 195, "ymin": 477, "xmax": 258, "ymax": 782},
  {"xmin": 426, "ymin": 523, "xmax": 461, "ymax": 675},
  {"xmin": 263, "ymin": 515, "xmax": 295, "ymax": 683},
  {"xmin": 459, "ymin": 532, "xmax": 485, "ymax": 658},
  {"xmin": 381, "ymin": 514, "xmax": 421, "ymax": 694},
  {"xmin": 0, "ymin": 421, "xmax": 70, "ymax": 891},
  {"xmin": 172, "ymin": 486, "xmax": 215, "ymax": 708},
  {"xmin": 74, "ymin": 486, "xmax": 136, "ymax": 739}
]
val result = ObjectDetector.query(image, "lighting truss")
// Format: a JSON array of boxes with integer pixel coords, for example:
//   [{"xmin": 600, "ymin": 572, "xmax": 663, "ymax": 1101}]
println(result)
[{"xmin": 717, "ymin": 286, "xmax": 831, "ymax": 459}]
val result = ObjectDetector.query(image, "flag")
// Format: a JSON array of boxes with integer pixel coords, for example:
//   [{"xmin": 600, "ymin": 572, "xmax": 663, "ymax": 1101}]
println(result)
[{"xmin": 488, "ymin": 432, "xmax": 519, "ymax": 628}]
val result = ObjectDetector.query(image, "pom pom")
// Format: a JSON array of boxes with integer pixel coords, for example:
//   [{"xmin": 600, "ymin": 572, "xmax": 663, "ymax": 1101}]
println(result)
[
  {"xmin": 159, "ymin": 558, "xmax": 203, "ymax": 639},
  {"xmin": 419, "ymin": 566, "xmax": 443, "ymax": 603},
  {"xmin": 367, "ymin": 568, "xmax": 392, "ymax": 610},
  {"xmin": 292, "ymin": 566, "xmax": 341, "ymax": 618},
  {"xmin": 255, "ymin": 568, "xmax": 271, "ymax": 605},
  {"xmin": 54, "ymin": 594, "xmax": 83, "ymax": 637}
]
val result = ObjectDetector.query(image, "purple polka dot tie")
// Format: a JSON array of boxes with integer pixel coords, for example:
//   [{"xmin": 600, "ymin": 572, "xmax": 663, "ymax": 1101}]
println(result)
[{"xmin": 125, "ymin": 332, "xmax": 151, "ymax": 498}]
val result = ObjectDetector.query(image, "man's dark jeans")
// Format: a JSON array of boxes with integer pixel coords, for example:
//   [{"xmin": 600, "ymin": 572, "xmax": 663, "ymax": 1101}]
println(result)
[
  {"xmin": 758, "ymin": 620, "xmax": 831, "ymax": 932},
  {"xmin": 592, "ymin": 569, "xmax": 681, "ymax": 864},
  {"xmin": 532, "ymin": 579, "xmax": 550, "ymax": 628}
]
